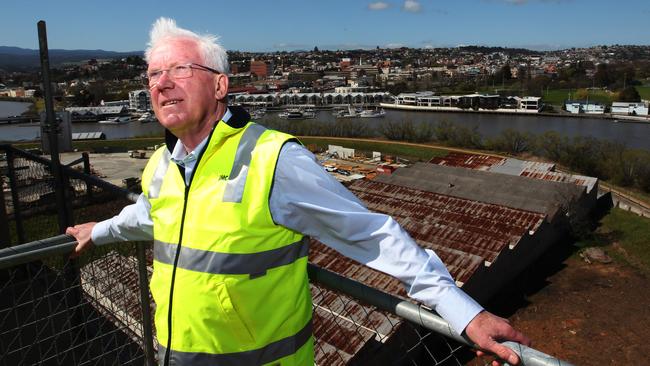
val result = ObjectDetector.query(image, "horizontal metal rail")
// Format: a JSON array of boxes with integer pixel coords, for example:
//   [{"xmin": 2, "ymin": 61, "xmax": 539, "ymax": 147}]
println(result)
[
  {"xmin": 0, "ymin": 234, "xmax": 573, "ymax": 366},
  {"xmin": 308, "ymin": 264, "xmax": 574, "ymax": 366}
]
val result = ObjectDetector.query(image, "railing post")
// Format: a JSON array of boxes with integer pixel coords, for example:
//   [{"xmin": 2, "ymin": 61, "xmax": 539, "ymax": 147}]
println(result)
[
  {"xmin": 38, "ymin": 20, "xmax": 71, "ymax": 234},
  {"xmin": 0, "ymin": 171, "xmax": 10, "ymax": 247},
  {"xmin": 82, "ymin": 152, "xmax": 93, "ymax": 200},
  {"xmin": 136, "ymin": 242, "xmax": 156, "ymax": 365},
  {"xmin": 6, "ymin": 149, "xmax": 26, "ymax": 244}
]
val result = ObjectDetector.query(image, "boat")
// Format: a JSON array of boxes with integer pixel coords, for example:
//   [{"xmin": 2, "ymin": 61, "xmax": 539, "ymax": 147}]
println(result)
[
  {"xmin": 278, "ymin": 108, "xmax": 315, "ymax": 120},
  {"xmin": 250, "ymin": 108, "xmax": 266, "ymax": 120},
  {"xmin": 333, "ymin": 105, "xmax": 386, "ymax": 118},
  {"xmin": 137, "ymin": 112, "xmax": 157, "ymax": 123},
  {"xmin": 358, "ymin": 107, "xmax": 386, "ymax": 118},
  {"xmin": 333, "ymin": 105, "xmax": 358, "ymax": 118},
  {"xmin": 98, "ymin": 116, "xmax": 131, "ymax": 125}
]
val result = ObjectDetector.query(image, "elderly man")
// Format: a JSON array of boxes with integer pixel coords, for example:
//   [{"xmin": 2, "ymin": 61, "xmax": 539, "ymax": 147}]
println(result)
[{"xmin": 67, "ymin": 17, "xmax": 529, "ymax": 366}]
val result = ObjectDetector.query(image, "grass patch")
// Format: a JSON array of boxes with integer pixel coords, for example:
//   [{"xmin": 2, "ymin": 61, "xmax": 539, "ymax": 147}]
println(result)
[
  {"xmin": 543, "ymin": 88, "xmax": 615, "ymax": 106},
  {"xmin": 578, "ymin": 208, "xmax": 650, "ymax": 274},
  {"xmin": 542, "ymin": 89, "xmax": 572, "ymax": 106},
  {"xmin": 299, "ymin": 137, "xmax": 449, "ymax": 161},
  {"xmin": 636, "ymin": 86, "xmax": 650, "ymax": 100}
]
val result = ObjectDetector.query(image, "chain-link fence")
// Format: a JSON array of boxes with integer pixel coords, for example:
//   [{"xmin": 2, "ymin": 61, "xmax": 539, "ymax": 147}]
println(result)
[
  {"xmin": 0, "ymin": 146, "xmax": 572, "ymax": 366},
  {"xmin": 0, "ymin": 243, "xmax": 149, "ymax": 365}
]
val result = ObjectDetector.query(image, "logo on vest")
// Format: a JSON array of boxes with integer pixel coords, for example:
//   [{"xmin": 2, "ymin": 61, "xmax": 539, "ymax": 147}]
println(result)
[{"xmin": 219, "ymin": 174, "xmax": 229, "ymax": 181}]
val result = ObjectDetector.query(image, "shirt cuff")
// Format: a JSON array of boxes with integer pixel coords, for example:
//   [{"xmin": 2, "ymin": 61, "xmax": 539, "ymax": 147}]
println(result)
[
  {"xmin": 91, "ymin": 219, "xmax": 115, "ymax": 245},
  {"xmin": 435, "ymin": 286, "xmax": 484, "ymax": 335}
]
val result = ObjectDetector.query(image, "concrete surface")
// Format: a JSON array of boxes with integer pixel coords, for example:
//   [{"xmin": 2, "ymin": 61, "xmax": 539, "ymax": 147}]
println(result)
[{"xmin": 61, "ymin": 152, "xmax": 149, "ymax": 187}]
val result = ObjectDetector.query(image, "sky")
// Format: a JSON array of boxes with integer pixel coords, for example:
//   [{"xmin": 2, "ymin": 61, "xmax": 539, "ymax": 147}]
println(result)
[{"xmin": 2, "ymin": 0, "xmax": 649, "ymax": 52}]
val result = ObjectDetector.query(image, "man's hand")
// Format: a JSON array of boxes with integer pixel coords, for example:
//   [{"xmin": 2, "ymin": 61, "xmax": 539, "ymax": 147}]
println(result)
[
  {"xmin": 464, "ymin": 310, "xmax": 531, "ymax": 366},
  {"xmin": 65, "ymin": 222, "xmax": 97, "ymax": 258}
]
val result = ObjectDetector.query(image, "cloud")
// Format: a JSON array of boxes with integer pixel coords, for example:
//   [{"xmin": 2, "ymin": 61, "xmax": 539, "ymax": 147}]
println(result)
[
  {"xmin": 403, "ymin": 0, "xmax": 422, "ymax": 12},
  {"xmin": 385, "ymin": 43, "xmax": 406, "ymax": 49},
  {"xmin": 368, "ymin": 1, "xmax": 390, "ymax": 10}
]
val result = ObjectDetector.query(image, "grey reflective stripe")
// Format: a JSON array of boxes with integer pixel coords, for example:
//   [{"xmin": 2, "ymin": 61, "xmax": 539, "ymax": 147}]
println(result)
[
  {"xmin": 154, "ymin": 237, "xmax": 309, "ymax": 275},
  {"xmin": 222, "ymin": 123, "xmax": 267, "ymax": 203},
  {"xmin": 148, "ymin": 149, "xmax": 171, "ymax": 199},
  {"xmin": 158, "ymin": 319, "xmax": 312, "ymax": 366}
]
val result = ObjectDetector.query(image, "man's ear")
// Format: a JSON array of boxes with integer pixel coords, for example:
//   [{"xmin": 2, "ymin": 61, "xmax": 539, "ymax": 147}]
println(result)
[{"xmin": 215, "ymin": 74, "xmax": 229, "ymax": 100}]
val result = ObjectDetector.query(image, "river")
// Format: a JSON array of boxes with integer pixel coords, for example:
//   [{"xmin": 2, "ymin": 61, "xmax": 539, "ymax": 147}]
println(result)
[{"xmin": 1, "ymin": 101, "xmax": 649, "ymax": 151}]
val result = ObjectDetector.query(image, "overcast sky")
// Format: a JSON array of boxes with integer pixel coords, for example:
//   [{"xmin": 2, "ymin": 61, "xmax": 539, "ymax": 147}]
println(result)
[{"xmin": 2, "ymin": 0, "xmax": 649, "ymax": 52}]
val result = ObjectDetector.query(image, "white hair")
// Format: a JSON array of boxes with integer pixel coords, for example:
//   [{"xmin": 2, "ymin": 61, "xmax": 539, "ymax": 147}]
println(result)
[{"xmin": 144, "ymin": 17, "xmax": 229, "ymax": 74}]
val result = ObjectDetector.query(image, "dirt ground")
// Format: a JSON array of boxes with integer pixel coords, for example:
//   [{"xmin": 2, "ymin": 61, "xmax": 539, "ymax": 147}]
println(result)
[{"xmin": 474, "ymin": 243, "xmax": 650, "ymax": 365}]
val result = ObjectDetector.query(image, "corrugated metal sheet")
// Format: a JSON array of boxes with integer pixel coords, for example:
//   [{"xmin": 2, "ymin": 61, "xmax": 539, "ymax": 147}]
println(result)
[
  {"xmin": 520, "ymin": 170, "xmax": 598, "ymax": 193},
  {"xmin": 310, "ymin": 180, "xmax": 545, "ymax": 290},
  {"xmin": 429, "ymin": 152, "xmax": 505, "ymax": 170},
  {"xmin": 431, "ymin": 152, "xmax": 595, "ymax": 193}
]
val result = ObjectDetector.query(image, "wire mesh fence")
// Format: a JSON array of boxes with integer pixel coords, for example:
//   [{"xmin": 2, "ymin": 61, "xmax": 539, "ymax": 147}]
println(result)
[
  {"xmin": 0, "ymin": 145, "xmax": 572, "ymax": 366},
  {"xmin": 0, "ymin": 145, "xmax": 132, "ymax": 247},
  {"xmin": 0, "ymin": 245, "xmax": 148, "ymax": 365}
]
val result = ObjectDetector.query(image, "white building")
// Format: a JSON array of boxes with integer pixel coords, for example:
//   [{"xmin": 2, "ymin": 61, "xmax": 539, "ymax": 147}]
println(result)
[
  {"xmin": 129, "ymin": 89, "xmax": 152, "ymax": 111},
  {"xmin": 519, "ymin": 96, "xmax": 542, "ymax": 111},
  {"xmin": 565, "ymin": 101, "xmax": 605, "ymax": 114},
  {"xmin": 611, "ymin": 102, "xmax": 648, "ymax": 116}
]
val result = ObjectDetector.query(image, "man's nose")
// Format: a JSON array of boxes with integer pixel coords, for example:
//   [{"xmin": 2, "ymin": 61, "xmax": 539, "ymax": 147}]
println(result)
[{"xmin": 153, "ymin": 71, "xmax": 174, "ymax": 89}]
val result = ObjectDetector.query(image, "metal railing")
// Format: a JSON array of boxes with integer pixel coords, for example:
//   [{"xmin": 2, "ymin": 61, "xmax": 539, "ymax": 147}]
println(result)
[
  {"xmin": 0, "ymin": 146, "xmax": 574, "ymax": 365},
  {"xmin": 0, "ymin": 236, "xmax": 573, "ymax": 366}
]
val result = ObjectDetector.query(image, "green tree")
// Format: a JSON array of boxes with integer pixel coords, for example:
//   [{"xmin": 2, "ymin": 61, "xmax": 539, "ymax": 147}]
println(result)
[
  {"xmin": 487, "ymin": 129, "xmax": 534, "ymax": 154},
  {"xmin": 617, "ymin": 86, "xmax": 641, "ymax": 102},
  {"xmin": 535, "ymin": 131, "xmax": 568, "ymax": 163},
  {"xmin": 594, "ymin": 63, "xmax": 610, "ymax": 87}
]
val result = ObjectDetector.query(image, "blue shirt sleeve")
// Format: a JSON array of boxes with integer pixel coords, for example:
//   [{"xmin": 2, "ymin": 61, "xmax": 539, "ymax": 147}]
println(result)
[
  {"xmin": 269, "ymin": 142, "xmax": 483, "ymax": 334},
  {"xmin": 91, "ymin": 192, "xmax": 153, "ymax": 245}
]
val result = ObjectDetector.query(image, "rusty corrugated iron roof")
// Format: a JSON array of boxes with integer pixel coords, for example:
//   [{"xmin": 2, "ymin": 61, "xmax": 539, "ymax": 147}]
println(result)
[
  {"xmin": 520, "ymin": 170, "xmax": 598, "ymax": 193},
  {"xmin": 430, "ymin": 152, "xmax": 596, "ymax": 193},
  {"xmin": 429, "ymin": 152, "xmax": 505, "ymax": 171},
  {"xmin": 310, "ymin": 179, "xmax": 545, "ymax": 289}
]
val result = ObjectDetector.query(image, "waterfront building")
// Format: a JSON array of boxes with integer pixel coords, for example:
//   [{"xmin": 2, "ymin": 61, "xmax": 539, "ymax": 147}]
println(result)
[
  {"xmin": 128, "ymin": 89, "xmax": 151, "ymax": 112},
  {"xmin": 102, "ymin": 100, "xmax": 130, "ymax": 108},
  {"xmin": 611, "ymin": 102, "xmax": 649, "ymax": 116},
  {"xmin": 565, "ymin": 100, "xmax": 605, "ymax": 114},
  {"xmin": 520, "ymin": 96, "xmax": 542, "ymax": 111},
  {"xmin": 232, "ymin": 92, "xmax": 393, "ymax": 107},
  {"xmin": 392, "ymin": 92, "xmax": 541, "ymax": 112},
  {"xmin": 65, "ymin": 106, "xmax": 128, "ymax": 122}
]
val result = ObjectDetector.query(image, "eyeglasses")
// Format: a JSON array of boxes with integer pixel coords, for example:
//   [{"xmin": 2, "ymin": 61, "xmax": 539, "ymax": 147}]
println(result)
[{"xmin": 145, "ymin": 63, "xmax": 220, "ymax": 88}]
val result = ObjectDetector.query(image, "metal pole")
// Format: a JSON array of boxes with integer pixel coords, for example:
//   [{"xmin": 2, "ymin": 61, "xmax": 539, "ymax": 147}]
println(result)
[
  {"xmin": 38, "ymin": 20, "xmax": 71, "ymax": 233},
  {"xmin": 136, "ymin": 242, "xmax": 156, "ymax": 365},
  {"xmin": 82, "ymin": 152, "xmax": 93, "ymax": 200},
  {"xmin": 0, "ymin": 171, "xmax": 11, "ymax": 247},
  {"xmin": 5, "ymin": 149, "xmax": 26, "ymax": 244}
]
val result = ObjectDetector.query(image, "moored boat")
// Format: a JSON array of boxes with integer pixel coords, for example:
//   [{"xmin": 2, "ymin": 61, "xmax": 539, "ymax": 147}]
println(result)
[{"xmin": 98, "ymin": 116, "xmax": 131, "ymax": 124}]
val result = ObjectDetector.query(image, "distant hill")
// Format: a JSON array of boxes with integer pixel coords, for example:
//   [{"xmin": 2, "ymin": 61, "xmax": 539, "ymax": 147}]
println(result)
[{"xmin": 0, "ymin": 46, "xmax": 143, "ymax": 72}]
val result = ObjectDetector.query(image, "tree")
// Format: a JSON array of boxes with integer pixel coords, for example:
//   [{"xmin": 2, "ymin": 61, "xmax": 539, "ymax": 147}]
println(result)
[
  {"xmin": 594, "ymin": 63, "xmax": 610, "ymax": 87},
  {"xmin": 617, "ymin": 86, "xmax": 641, "ymax": 102},
  {"xmin": 487, "ymin": 129, "xmax": 534, "ymax": 154}
]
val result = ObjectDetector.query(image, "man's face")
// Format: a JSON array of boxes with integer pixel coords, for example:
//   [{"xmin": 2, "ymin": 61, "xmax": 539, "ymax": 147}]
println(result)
[{"xmin": 147, "ymin": 38, "xmax": 219, "ymax": 135}]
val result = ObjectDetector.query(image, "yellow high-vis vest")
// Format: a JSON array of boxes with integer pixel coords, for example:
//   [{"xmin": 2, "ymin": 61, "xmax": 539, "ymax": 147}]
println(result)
[{"xmin": 141, "ymin": 115, "xmax": 313, "ymax": 365}]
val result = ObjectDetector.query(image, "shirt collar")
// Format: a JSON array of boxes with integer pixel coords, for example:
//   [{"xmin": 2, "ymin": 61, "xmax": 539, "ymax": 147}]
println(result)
[{"xmin": 170, "ymin": 108, "xmax": 232, "ymax": 167}]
